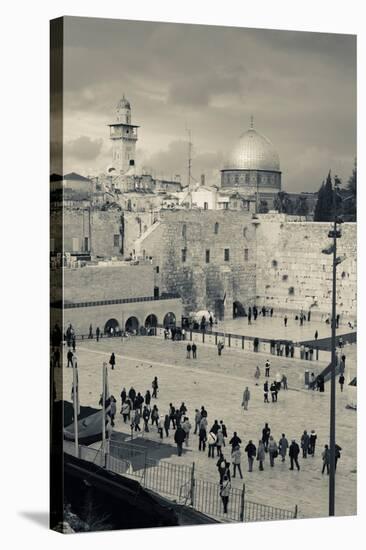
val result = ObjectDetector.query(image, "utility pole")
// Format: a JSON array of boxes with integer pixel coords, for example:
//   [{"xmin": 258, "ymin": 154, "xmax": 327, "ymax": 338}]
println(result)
[
  {"xmin": 328, "ymin": 176, "xmax": 342, "ymax": 516},
  {"xmin": 187, "ymin": 129, "xmax": 192, "ymax": 189}
]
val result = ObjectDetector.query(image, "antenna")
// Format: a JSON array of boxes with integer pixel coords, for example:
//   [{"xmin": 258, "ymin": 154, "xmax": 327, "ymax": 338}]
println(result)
[{"xmin": 187, "ymin": 129, "xmax": 192, "ymax": 188}]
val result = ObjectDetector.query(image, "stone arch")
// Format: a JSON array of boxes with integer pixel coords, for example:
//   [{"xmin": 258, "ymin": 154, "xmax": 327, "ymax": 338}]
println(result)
[
  {"xmin": 104, "ymin": 318, "xmax": 120, "ymax": 335},
  {"xmin": 233, "ymin": 301, "xmax": 246, "ymax": 318},
  {"xmin": 145, "ymin": 314, "xmax": 158, "ymax": 328},
  {"xmin": 163, "ymin": 312, "xmax": 176, "ymax": 328},
  {"xmin": 125, "ymin": 316, "xmax": 139, "ymax": 333}
]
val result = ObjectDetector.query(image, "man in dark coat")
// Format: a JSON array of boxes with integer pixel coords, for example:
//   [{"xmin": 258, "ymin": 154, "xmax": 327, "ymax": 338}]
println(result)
[
  {"xmin": 289, "ymin": 440, "xmax": 300, "ymax": 470},
  {"xmin": 174, "ymin": 426, "xmax": 186, "ymax": 456},
  {"xmin": 67, "ymin": 349, "xmax": 73, "ymax": 368},
  {"xmin": 244, "ymin": 440, "xmax": 257, "ymax": 472},
  {"xmin": 210, "ymin": 420, "xmax": 220, "ymax": 435},
  {"xmin": 192, "ymin": 343, "xmax": 197, "ymax": 359},
  {"xmin": 262, "ymin": 423, "xmax": 271, "ymax": 451},
  {"xmin": 229, "ymin": 431, "xmax": 242, "ymax": 451}
]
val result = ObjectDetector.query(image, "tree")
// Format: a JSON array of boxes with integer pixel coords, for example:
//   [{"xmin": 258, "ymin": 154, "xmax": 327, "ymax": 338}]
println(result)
[
  {"xmin": 273, "ymin": 191, "xmax": 293, "ymax": 214},
  {"xmin": 314, "ymin": 171, "xmax": 334, "ymax": 221},
  {"xmin": 258, "ymin": 200, "xmax": 269, "ymax": 213},
  {"xmin": 343, "ymin": 158, "xmax": 356, "ymax": 221},
  {"xmin": 294, "ymin": 195, "xmax": 309, "ymax": 216}
]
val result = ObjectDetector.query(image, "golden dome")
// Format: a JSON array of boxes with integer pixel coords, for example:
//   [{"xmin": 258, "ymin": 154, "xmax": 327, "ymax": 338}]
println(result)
[{"xmin": 226, "ymin": 125, "xmax": 280, "ymax": 172}]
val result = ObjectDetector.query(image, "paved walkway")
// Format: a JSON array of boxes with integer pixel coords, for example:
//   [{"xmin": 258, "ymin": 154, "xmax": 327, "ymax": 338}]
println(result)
[{"xmin": 60, "ymin": 336, "xmax": 357, "ymax": 520}]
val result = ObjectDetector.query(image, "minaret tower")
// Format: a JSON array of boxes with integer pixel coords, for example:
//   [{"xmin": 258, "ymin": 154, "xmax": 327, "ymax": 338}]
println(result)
[{"xmin": 108, "ymin": 95, "xmax": 139, "ymax": 173}]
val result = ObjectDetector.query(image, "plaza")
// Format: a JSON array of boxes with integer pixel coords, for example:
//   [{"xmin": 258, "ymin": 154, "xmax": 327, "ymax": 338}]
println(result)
[{"xmin": 61, "ymin": 332, "xmax": 357, "ymax": 520}]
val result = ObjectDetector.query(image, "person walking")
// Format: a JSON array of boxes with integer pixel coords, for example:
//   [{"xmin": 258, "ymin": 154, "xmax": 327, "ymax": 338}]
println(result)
[
  {"xmin": 314, "ymin": 330, "xmax": 318, "ymax": 341},
  {"xmin": 132, "ymin": 409, "xmax": 141, "ymax": 432},
  {"xmin": 268, "ymin": 436, "xmax": 278, "ymax": 467},
  {"xmin": 169, "ymin": 403, "xmax": 176, "ymax": 429},
  {"xmin": 289, "ymin": 440, "xmax": 300, "ymax": 470},
  {"xmin": 217, "ymin": 453, "xmax": 231, "ymax": 485},
  {"xmin": 145, "ymin": 390, "xmax": 151, "ymax": 409},
  {"xmin": 245, "ymin": 440, "xmax": 256, "ymax": 472},
  {"xmin": 231, "ymin": 446, "xmax": 243, "ymax": 479},
  {"xmin": 164, "ymin": 414, "xmax": 170, "ymax": 437},
  {"xmin": 279, "ymin": 434, "xmax": 289, "ymax": 462},
  {"xmin": 152, "ymin": 376, "xmax": 159, "ymax": 398},
  {"xmin": 96, "ymin": 326, "xmax": 100, "ymax": 342},
  {"xmin": 281, "ymin": 374, "xmax": 288, "ymax": 390},
  {"xmin": 192, "ymin": 343, "xmax": 197, "ymax": 359},
  {"xmin": 157, "ymin": 415, "xmax": 164, "ymax": 439},
  {"xmin": 198, "ymin": 423, "xmax": 207, "ymax": 452},
  {"xmin": 265, "ymin": 360, "xmax": 271, "ymax": 377},
  {"xmin": 254, "ymin": 366, "xmax": 260, "ymax": 386},
  {"xmin": 67, "ymin": 349, "xmax": 73, "ymax": 368},
  {"xmin": 264, "ymin": 381, "xmax": 269, "ymax": 403},
  {"xmin": 262, "ymin": 423, "xmax": 271, "ymax": 452},
  {"xmin": 242, "ymin": 387, "xmax": 250, "ymax": 410},
  {"xmin": 229, "ymin": 432, "xmax": 242, "ymax": 452},
  {"xmin": 109, "ymin": 352, "xmax": 116, "ymax": 370},
  {"xmin": 216, "ymin": 429, "xmax": 225, "ymax": 456},
  {"xmin": 186, "ymin": 343, "xmax": 192, "ymax": 359},
  {"xmin": 151, "ymin": 404, "xmax": 159, "ymax": 427},
  {"xmin": 142, "ymin": 406, "xmax": 150, "ymax": 432},
  {"xmin": 220, "ymin": 475, "xmax": 231, "ymax": 514},
  {"xmin": 208, "ymin": 432, "xmax": 217, "ymax": 458},
  {"xmin": 194, "ymin": 409, "xmax": 201, "ymax": 434},
  {"xmin": 220, "ymin": 420, "xmax": 227, "ymax": 446},
  {"xmin": 121, "ymin": 399, "xmax": 131, "ymax": 423},
  {"xmin": 174, "ymin": 426, "xmax": 186, "ymax": 456},
  {"xmin": 182, "ymin": 417, "xmax": 192, "ymax": 446},
  {"xmin": 309, "ymin": 430, "xmax": 317, "ymax": 456},
  {"xmin": 301, "ymin": 430, "xmax": 310, "ymax": 458},
  {"xmin": 257, "ymin": 440, "xmax": 265, "ymax": 471},
  {"xmin": 322, "ymin": 444, "xmax": 330, "ymax": 474},
  {"xmin": 339, "ymin": 374, "xmax": 345, "ymax": 392},
  {"xmin": 120, "ymin": 387, "xmax": 127, "ymax": 409},
  {"xmin": 335, "ymin": 444, "xmax": 342, "ymax": 470},
  {"xmin": 270, "ymin": 381, "xmax": 278, "ymax": 403},
  {"xmin": 217, "ymin": 341, "xmax": 224, "ymax": 356},
  {"xmin": 109, "ymin": 396, "xmax": 117, "ymax": 427},
  {"xmin": 284, "ymin": 315, "xmax": 288, "ymax": 327}
]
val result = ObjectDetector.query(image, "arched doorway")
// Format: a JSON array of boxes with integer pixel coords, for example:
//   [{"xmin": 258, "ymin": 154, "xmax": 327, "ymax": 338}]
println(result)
[
  {"xmin": 125, "ymin": 316, "xmax": 139, "ymax": 334},
  {"xmin": 233, "ymin": 301, "xmax": 246, "ymax": 318},
  {"xmin": 145, "ymin": 314, "xmax": 158, "ymax": 329},
  {"xmin": 163, "ymin": 312, "xmax": 176, "ymax": 328},
  {"xmin": 104, "ymin": 318, "xmax": 120, "ymax": 335}
]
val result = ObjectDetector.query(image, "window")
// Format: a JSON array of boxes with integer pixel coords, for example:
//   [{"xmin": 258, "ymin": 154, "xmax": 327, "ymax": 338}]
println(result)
[
  {"xmin": 214, "ymin": 222, "xmax": 219, "ymax": 234},
  {"xmin": 84, "ymin": 237, "xmax": 89, "ymax": 251},
  {"xmin": 156, "ymin": 266, "xmax": 160, "ymax": 274},
  {"xmin": 182, "ymin": 248, "xmax": 187, "ymax": 262},
  {"xmin": 224, "ymin": 203, "xmax": 229, "ymax": 210},
  {"xmin": 182, "ymin": 224, "xmax": 187, "ymax": 238},
  {"xmin": 113, "ymin": 234, "xmax": 120, "ymax": 247},
  {"xmin": 244, "ymin": 248, "xmax": 249, "ymax": 261},
  {"xmin": 245, "ymin": 173, "xmax": 250, "ymax": 184},
  {"xmin": 204, "ymin": 202, "xmax": 208, "ymax": 210},
  {"xmin": 205, "ymin": 249, "xmax": 210, "ymax": 263},
  {"xmin": 224, "ymin": 248, "xmax": 230, "ymax": 261}
]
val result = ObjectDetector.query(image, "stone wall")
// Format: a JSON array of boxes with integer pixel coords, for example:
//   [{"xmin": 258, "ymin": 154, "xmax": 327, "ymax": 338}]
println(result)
[
  {"xmin": 63, "ymin": 263, "xmax": 155, "ymax": 304},
  {"xmin": 255, "ymin": 218, "xmax": 357, "ymax": 321}
]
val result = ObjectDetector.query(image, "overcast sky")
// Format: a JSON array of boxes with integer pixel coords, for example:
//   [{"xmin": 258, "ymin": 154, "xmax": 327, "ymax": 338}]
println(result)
[{"xmin": 61, "ymin": 17, "xmax": 356, "ymax": 192}]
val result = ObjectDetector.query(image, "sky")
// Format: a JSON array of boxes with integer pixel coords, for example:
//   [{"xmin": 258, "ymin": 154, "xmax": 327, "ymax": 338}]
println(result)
[{"xmin": 60, "ymin": 17, "xmax": 357, "ymax": 192}]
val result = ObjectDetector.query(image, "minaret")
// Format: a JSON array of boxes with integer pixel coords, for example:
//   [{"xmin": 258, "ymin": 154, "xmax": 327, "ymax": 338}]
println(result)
[{"xmin": 108, "ymin": 95, "xmax": 139, "ymax": 173}]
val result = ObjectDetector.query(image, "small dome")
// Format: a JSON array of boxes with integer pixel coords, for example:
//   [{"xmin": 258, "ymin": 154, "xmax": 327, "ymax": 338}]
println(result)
[
  {"xmin": 226, "ymin": 125, "xmax": 280, "ymax": 171},
  {"xmin": 117, "ymin": 95, "xmax": 130, "ymax": 110}
]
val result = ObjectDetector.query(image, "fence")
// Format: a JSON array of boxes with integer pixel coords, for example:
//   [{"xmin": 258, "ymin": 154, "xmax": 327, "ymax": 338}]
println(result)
[{"xmin": 64, "ymin": 439, "xmax": 298, "ymax": 523}]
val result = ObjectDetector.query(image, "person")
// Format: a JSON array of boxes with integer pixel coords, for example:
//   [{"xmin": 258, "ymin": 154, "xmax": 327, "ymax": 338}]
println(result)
[
  {"xmin": 220, "ymin": 475, "xmax": 231, "ymax": 514},
  {"xmin": 192, "ymin": 343, "xmax": 197, "ymax": 359},
  {"xmin": 229, "ymin": 431, "xmax": 242, "ymax": 451},
  {"xmin": 270, "ymin": 307, "xmax": 274, "ymax": 317},
  {"xmin": 151, "ymin": 404, "xmax": 159, "ymax": 427},
  {"xmin": 217, "ymin": 341, "xmax": 224, "ymax": 356},
  {"xmin": 270, "ymin": 381, "xmax": 278, "ymax": 402},
  {"xmin": 279, "ymin": 434, "xmax": 289, "ymax": 462},
  {"xmin": 216, "ymin": 429, "xmax": 225, "ymax": 456},
  {"xmin": 248, "ymin": 309, "xmax": 252, "ymax": 324},
  {"xmin": 257, "ymin": 440, "xmax": 265, "ymax": 471},
  {"xmin": 231, "ymin": 446, "xmax": 243, "ymax": 478},
  {"xmin": 180, "ymin": 402, "xmax": 187, "ymax": 416},
  {"xmin": 109, "ymin": 352, "xmax": 116, "ymax": 370},
  {"xmin": 164, "ymin": 414, "xmax": 170, "ymax": 437},
  {"xmin": 242, "ymin": 387, "xmax": 250, "ymax": 410},
  {"xmin": 322, "ymin": 444, "xmax": 330, "ymax": 474},
  {"xmin": 128, "ymin": 387, "xmax": 136, "ymax": 404},
  {"xmin": 152, "ymin": 376, "xmax": 159, "ymax": 398},
  {"xmin": 194, "ymin": 409, "xmax": 201, "ymax": 434},
  {"xmin": 135, "ymin": 392, "xmax": 144, "ymax": 414},
  {"xmin": 220, "ymin": 420, "xmax": 227, "ymax": 445},
  {"xmin": 268, "ymin": 436, "xmax": 278, "ymax": 467},
  {"xmin": 145, "ymin": 390, "xmax": 151, "ymax": 408},
  {"xmin": 217, "ymin": 453, "xmax": 231, "ymax": 485},
  {"xmin": 245, "ymin": 440, "xmax": 256, "ymax": 472},
  {"xmin": 285, "ymin": 343, "xmax": 290, "ymax": 357},
  {"xmin": 88, "ymin": 324, "xmax": 93, "ymax": 339},
  {"xmin": 339, "ymin": 374, "xmax": 345, "ymax": 392},
  {"xmin": 186, "ymin": 343, "xmax": 192, "ymax": 359},
  {"xmin": 207, "ymin": 431, "xmax": 217, "ymax": 458},
  {"xmin": 131, "ymin": 409, "xmax": 141, "ymax": 432},
  {"xmin": 96, "ymin": 326, "xmax": 100, "ymax": 342},
  {"xmin": 174, "ymin": 425, "xmax": 186, "ymax": 456},
  {"xmin": 121, "ymin": 399, "xmax": 131, "ymax": 423},
  {"xmin": 53, "ymin": 348, "xmax": 60, "ymax": 368},
  {"xmin": 309, "ymin": 430, "xmax": 317, "ymax": 456},
  {"xmin": 209, "ymin": 315, "xmax": 213, "ymax": 329},
  {"xmin": 210, "ymin": 419, "xmax": 220, "ymax": 436},
  {"xmin": 175, "ymin": 408, "xmax": 182, "ymax": 428},
  {"xmin": 254, "ymin": 366, "xmax": 260, "ymax": 386},
  {"xmin": 301, "ymin": 430, "xmax": 310, "ymax": 458},
  {"xmin": 262, "ymin": 423, "xmax": 271, "ymax": 451},
  {"xmin": 336, "ymin": 314, "xmax": 340, "ymax": 328},
  {"xmin": 109, "ymin": 396, "xmax": 117, "ymax": 427},
  {"xmin": 335, "ymin": 444, "xmax": 342, "ymax": 470},
  {"xmin": 339, "ymin": 336, "xmax": 344, "ymax": 349},
  {"xmin": 169, "ymin": 403, "xmax": 176, "ymax": 429},
  {"xmin": 72, "ymin": 336, "xmax": 76, "ymax": 352},
  {"xmin": 182, "ymin": 417, "xmax": 192, "ymax": 446},
  {"xmin": 157, "ymin": 415, "xmax": 164, "ymax": 439},
  {"xmin": 67, "ymin": 349, "xmax": 73, "ymax": 368},
  {"xmin": 201, "ymin": 405, "xmax": 208, "ymax": 418},
  {"xmin": 142, "ymin": 406, "xmax": 150, "ymax": 432},
  {"xmin": 199, "ymin": 423, "xmax": 207, "ymax": 452},
  {"xmin": 263, "ymin": 381, "xmax": 269, "ymax": 403},
  {"xmin": 120, "ymin": 387, "xmax": 127, "ymax": 408},
  {"xmin": 289, "ymin": 440, "xmax": 300, "ymax": 470},
  {"xmin": 290, "ymin": 344, "xmax": 295, "ymax": 358},
  {"xmin": 314, "ymin": 330, "xmax": 318, "ymax": 341},
  {"xmin": 281, "ymin": 374, "xmax": 288, "ymax": 390},
  {"xmin": 284, "ymin": 315, "xmax": 288, "ymax": 327},
  {"xmin": 265, "ymin": 360, "xmax": 271, "ymax": 377}
]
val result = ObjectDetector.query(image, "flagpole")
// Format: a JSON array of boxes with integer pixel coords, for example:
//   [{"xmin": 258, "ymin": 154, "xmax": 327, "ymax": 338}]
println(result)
[
  {"xmin": 72, "ymin": 356, "xmax": 79, "ymax": 457},
  {"xmin": 102, "ymin": 362, "xmax": 106, "ymax": 463}
]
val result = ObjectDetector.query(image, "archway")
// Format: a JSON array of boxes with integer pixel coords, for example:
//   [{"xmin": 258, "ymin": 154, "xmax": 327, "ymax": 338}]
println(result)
[
  {"xmin": 104, "ymin": 318, "xmax": 120, "ymax": 335},
  {"xmin": 233, "ymin": 301, "xmax": 246, "ymax": 318},
  {"xmin": 125, "ymin": 316, "xmax": 139, "ymax": 334},
  {"xmin": 145, "ymin": 314, "xmax": 158, "ymax": 328},
  {"xmin": 163, "ymin": 312, "xmax": 176, "ymax": 328}
]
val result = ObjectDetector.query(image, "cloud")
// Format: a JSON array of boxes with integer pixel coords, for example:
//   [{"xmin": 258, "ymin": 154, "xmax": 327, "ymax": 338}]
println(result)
[{"xmin": 64, "ymin": 136, "xmax": 103, "ymax": 161}]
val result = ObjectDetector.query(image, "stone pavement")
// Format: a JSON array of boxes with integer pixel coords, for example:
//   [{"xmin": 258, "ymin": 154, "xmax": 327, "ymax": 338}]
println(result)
[{"xmin": 61, "ymin": 336, "xmax": 357, "ymax": 520}]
